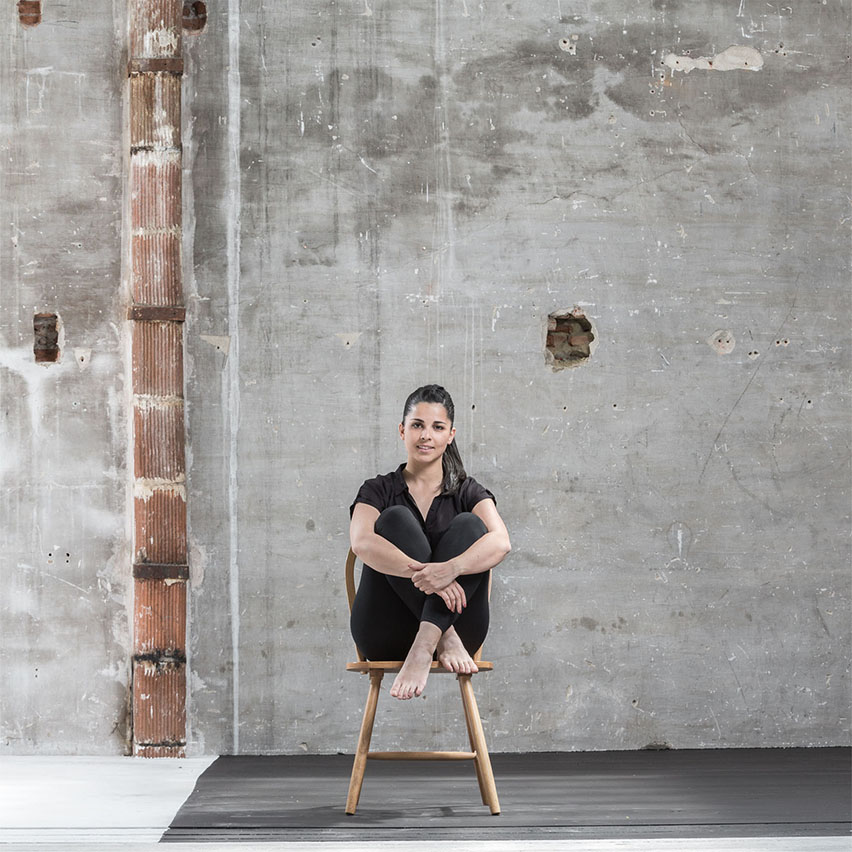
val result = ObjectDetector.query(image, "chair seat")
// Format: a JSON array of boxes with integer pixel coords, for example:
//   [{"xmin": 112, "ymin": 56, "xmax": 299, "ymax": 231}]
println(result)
[{"xmin": 346, "ymin": 660, "xmax": 493, "ymax": 674}]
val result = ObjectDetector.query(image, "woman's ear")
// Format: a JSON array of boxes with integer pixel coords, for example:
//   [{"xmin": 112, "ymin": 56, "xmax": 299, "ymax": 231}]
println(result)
[
  {"xmin": 448, "ymin": 427, "xmax": 456, "ymax": 444},
  {"xmin": 399, "ymin": 422, "xmax": 405, "ymax": 440}
]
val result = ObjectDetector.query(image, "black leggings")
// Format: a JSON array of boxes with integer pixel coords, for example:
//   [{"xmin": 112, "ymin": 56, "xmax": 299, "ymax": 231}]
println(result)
[{"xmin": 350, "ymin": 505, "xmax": 490, "ymax": 660}]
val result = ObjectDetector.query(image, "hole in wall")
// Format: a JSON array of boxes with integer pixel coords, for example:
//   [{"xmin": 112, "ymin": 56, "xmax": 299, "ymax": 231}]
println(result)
[
  {"xmin": 18, "ymin": 0, "xmax": 41, "ymax": 27},
  {"xmin": 707, "ymin": 329, "xmax": 735, "ymax": 355},
  {"xmin": 546, "ymin": 308, "xmax": 596, "ymax": 370},
  {"xmin": 34, "ymin": 312, "xmax": 60, "ymax": 363},
  {"xmin": 182, "ymin": 1, "xmax": 207, "ymax": 32}
]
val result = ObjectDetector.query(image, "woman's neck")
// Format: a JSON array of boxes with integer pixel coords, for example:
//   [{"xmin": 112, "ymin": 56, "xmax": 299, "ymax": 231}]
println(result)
[{"xmin": 403, "ymin": 458, "xmax": 443, "ymax": 492}]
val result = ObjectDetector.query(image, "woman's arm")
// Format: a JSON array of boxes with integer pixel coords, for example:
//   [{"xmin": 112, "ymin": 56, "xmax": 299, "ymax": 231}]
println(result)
[
  {"xmin": 350, "ymin": 502, "xmax": 468, "ymax": 612},
  {"xmin": 456, "ymin": 497, "xmax": 511, "ymax": 575},
  {"xmin": 349, "ymin": 502, "xmax": 416, "ymax": 578},
  {"xmin": 410, "ymin": 499, "xmax": 510, "ymax": 593}
]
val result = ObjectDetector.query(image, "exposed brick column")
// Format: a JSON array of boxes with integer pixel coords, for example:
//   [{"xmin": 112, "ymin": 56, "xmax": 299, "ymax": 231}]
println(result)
[{"xmin": 128, "ymin": 0, "xmax": 187, "ymax": 758}]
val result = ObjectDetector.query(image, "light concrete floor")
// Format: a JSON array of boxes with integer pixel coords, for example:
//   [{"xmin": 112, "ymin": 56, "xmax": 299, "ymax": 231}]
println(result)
[
  {"xmin": 0, "ymin": 757, "xmax": 847, "ymax": 851},
  {"xmin": 0, "ymin": 756, "xmax": 215, "ymax": 843},
  {"xmin": 0, "ymin": 839, "xmax": 850, "ymax": 851}
]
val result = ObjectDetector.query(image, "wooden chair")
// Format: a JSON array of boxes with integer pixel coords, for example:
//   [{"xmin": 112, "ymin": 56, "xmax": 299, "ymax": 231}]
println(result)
[{"xmin": 344, "ymin": 548, "xmax": 500, "ymax": 815}]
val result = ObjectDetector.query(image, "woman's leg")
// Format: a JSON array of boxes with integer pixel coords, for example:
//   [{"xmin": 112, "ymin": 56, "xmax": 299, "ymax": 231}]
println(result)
[
  {"xmin": 374, "ymin": 506, "xmax": 434, "ymax": 619},
  {"xmin": 349, "ymin": 564, "xmax": 419, "ymax": 661},
  {"xmin": 422, "ymin": 513, "xmax": 489, "ymax": 644},
  {"xmin": 351, "ymin": 507, "xmax": 490, "ymax": 698},
  {"xmin": 349, "ymin": 506, "xmax": 431, "ymax": 660},
  {"xmin": 429, "ymin": 513, "xmax": 491, "ymax": 673}
]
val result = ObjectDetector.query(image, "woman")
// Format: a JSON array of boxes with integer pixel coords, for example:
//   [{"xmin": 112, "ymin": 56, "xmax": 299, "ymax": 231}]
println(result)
[{"xmin": 349, "ymin": 385, "xmax": 511, "ymax": 700}]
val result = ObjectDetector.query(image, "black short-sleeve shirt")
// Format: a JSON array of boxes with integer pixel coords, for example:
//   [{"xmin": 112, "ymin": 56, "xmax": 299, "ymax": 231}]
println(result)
[{"xmin": 350, "ymin": 464, "xmax": 496, "ymax": 550}]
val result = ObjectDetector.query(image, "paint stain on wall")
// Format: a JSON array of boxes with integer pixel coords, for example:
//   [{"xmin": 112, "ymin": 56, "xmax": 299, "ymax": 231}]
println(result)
[{"xmin": 664, "ymin": 45, "xmax": 763, "ymax": 74}]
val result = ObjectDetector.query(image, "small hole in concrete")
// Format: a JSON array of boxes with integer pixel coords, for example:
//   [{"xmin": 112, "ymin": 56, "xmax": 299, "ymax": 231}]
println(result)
[
  {"xmin": 18, "ymin": 0, "xmax": 41, "ymax": 27},
  {"xmin": 547, "ymin": 308, "xmax": 595, "ymax": 370},
  {"xmin": 182, "ymin": 1, "xmax": 207, "ymax": 31},
  {"xmin": 34, "ymin": 313, "xmax": 60, "ymax": 363}
]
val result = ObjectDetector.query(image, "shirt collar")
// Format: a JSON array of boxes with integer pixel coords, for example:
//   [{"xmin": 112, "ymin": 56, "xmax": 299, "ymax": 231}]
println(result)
[{"xmin": 391, "ymin": 463, "xmax": 409, "ymax": 496}]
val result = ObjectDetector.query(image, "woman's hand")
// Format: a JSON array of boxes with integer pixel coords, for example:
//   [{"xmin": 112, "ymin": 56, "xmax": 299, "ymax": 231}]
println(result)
[
  {"xmin": 409, "ymin": 560, "xmax": 459, "ymax": 594},
  {"xmin": 437, "ymin": 581, "xmax": 467, "ymax": 614}
]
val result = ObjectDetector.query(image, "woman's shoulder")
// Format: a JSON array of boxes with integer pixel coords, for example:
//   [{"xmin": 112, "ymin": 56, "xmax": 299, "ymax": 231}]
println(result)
[
  {"xmin": 358, "ymin": 468, "xmax": 405, "ymax": 496},
  {"xmin": 360, "ymin": 465, "xmax": 404, "ymax": 491},
  {"xmin": 351, "ymin": 465, "xmax": 405, "ymax": 514},
  {"xmin": 457, "ymin": 474, "xmax": 496, "ymax": 506}
]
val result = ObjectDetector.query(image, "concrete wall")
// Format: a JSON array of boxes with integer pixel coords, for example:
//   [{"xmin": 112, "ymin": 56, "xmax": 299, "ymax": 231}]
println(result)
[
  {"xmin": 2, "ymin": 0, "xmax": 850, "ymax": 755},
  {"xmin": 1, "ymin": 3, "xmax": 130, "ymax": 752}
]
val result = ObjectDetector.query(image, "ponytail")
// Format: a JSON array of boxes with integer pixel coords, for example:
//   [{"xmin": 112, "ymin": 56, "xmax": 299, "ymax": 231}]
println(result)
[{"xmin": 441, "ymin": 439, "xmax": 467, "ymax": 495}]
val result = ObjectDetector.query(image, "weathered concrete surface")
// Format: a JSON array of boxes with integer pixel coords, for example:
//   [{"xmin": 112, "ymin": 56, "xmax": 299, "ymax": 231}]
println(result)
[
  {"xmin": 1, "ymin": 0, "xmax": 849, "ymax": 755},
  {"xmin": 184, "ymin": 0, "xmax": 850, "ymax": 755},
  {"xmin": 0, "ymin": 4, "xmax": 130, "ymax": 752}
]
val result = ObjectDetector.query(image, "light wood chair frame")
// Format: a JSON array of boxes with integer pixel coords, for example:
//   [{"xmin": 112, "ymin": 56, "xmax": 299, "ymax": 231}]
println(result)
[{"xmin": 344, "ymin": 548, "xmax": 500, "ymax": 815}]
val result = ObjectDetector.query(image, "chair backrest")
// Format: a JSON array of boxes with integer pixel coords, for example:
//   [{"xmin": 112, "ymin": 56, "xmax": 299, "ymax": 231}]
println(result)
[
  {"xmin": 345, "ymin": 548, "xmax": 489, "ymax": 663},
  {"xmin": 345, "ymin": 549, "xmax": 366, "ymax": 662}
]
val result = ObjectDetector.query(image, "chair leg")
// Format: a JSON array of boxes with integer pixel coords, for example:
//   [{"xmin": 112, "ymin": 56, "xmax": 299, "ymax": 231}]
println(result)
[
  {"xmin": 458, "ymin": 675, "xmax": 487, "ymax": 805},
  {"xmin": 345, "ymin": 670, "xmax": 383, "ymax": 815},
  {"xmin": 458, "ymin": 673, "xmax": 500, "ymax": 815}
]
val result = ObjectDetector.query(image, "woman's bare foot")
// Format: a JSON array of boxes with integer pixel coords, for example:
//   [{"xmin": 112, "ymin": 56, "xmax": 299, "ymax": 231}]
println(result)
[
  {"xmin": 391, "ymin": 622, "xmax": 441, "ymax": 700},
  {"xmin": 437, "ymin": 626, "xmax": 479, "ymax": 674}
]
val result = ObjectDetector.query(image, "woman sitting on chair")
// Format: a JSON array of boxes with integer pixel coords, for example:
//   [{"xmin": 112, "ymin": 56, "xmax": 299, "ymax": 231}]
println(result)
[{"xmin": 349, "ymin": 384, "xmax": 511, "ymax": 700}]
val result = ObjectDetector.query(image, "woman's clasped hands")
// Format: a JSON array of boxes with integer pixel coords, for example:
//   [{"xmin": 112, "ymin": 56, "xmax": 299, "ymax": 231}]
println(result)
[{"xmin": 409, "ymin": 561, "xmax": 466, "ymax": 613}]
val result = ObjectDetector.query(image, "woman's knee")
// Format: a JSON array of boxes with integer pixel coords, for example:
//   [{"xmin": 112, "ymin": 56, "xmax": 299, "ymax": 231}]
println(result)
[
  {"xmin": 374, "ymin": 505, "xmax": 430, "ymax": 560},
  {"xmin": 447, "ymin": 512, "xmax": 487, "ymax": 537},
  {"xmin": 432, "ymin": 512, "xmax": 487, "ymax": 562},
  {"xmin": 375, "ymin": 505, "xmax": 420, "ymax": 538}
]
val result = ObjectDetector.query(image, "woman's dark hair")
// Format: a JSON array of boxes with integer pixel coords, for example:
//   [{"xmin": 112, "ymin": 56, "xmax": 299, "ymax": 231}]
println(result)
[{"xmin": 402, "ymin": 384, "xmax": 467, "ymax": 495}]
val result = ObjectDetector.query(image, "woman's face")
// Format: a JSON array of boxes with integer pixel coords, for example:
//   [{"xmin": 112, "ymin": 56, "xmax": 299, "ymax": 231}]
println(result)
[{"xmin": 399, "ymin": 402, "xmax": 455, "ymax": 464}]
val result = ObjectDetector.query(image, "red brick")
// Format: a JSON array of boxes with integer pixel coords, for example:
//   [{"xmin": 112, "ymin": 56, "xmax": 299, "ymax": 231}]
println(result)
[
  {"xmin": 134, "ymin": 491, "xmax": 187, "ymax": 564},
  {"xmin": 132, "ymin": 321, "xmax": 184, "ymax": 397},
  {"xmin": 130, "ymin": 0, "xmax": 182, "ymax": 59},
  {"xmin": 130, "ymin": 73, "xmax": 181, "ymax": 150},
  {"xmin": 132, "ymin": 660, "xmax": 186, "ymax": 746},
  {"xmin": 134, "ymin": 578, "xmax": 186, "ymax": 655},
  {"xmin": 134, "ymin": 744, "xmax": 186, "ymax": 758},
  {"xmin": 130, "ymin": 153, "xmax": 181, "ymax": 232},
  {"xmin": 133, "ymin": 406, "xmax": 185, "ymax": 480}
]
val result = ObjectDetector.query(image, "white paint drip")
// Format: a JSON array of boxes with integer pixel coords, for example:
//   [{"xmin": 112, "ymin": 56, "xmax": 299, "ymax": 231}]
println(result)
[
  {"xmin": 133, "ymin": 394, "xmax": 184, "ymax": 410},
  {"xmin": 131, "ymin": 148, "xmax": 181, "ymax": 168},
  {"xmin": 227, "ymin": 0, "xmax": 242, "ymax": 756},
  {"xmin": 431, "ymin": 0, "xmax": 456, "ymax": 374},
  {"xmin": 153, "ymin": 77, "xmax": 177, "ymax": 149},
  {"xmin": 0, "ymin": 344, "xmax": 73, "ymax": 435},
  {"xmin": 143, "ymin": 28, "xmax": 179, "ymax": 57},
  {"xmin": 133, "ymin": 476, "xmax": 187, "ymax": 501},
  {"xmin": 24, "ymin": 68, "xmax": 86, "ymax": 118},
  {"xmin": 664, "ymin": 45, "xmax": 763, "ymax": 74}
]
